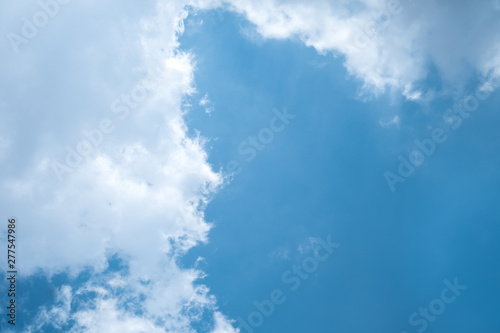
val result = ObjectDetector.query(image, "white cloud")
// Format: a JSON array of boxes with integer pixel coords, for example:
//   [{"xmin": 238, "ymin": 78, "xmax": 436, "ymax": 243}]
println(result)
[
  {"xmin": 28, "ymin": 285, "xmax": 169, "ymax": 333},
  {"xmin": 28, "ymin": 277, "xmax": 237, "ymax": 333},
  {"xmin": 212, "ymin": 312, "xmax": 239, "ymax": 333},
  {"xmin": 0, "ymin": 0, "xmax": 235, "ymax": 332},
  {"xmin": 379, "ymin": 115, "xmax": 401, "ymax": 129},
  {"xmin": 223, "ymin": 0, "xmax": 500, "ymax": 98},
  {"xmin": 70, "ymin": 299, "xmax": 168, "ymax": 333},
  {"xmin": 200, "ymin": 93, "xmax": 215, "ymax": 115}
]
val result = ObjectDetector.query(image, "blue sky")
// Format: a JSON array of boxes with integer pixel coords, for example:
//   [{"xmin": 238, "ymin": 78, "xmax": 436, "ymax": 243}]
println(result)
[{"xmin": 1, "ymin": 0, "xmax": 500, "ymax": 332}]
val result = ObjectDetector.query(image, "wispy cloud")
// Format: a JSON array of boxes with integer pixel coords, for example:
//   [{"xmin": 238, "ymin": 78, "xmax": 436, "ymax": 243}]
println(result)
[{"xmin": 379, "ymin": 115, "xmax": 401, "ymax": 129}]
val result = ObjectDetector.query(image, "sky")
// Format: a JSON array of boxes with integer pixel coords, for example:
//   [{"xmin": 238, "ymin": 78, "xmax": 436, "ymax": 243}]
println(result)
[{"xmin": 1, "ymin": 0, "xmax": 500, "ymax": 332}]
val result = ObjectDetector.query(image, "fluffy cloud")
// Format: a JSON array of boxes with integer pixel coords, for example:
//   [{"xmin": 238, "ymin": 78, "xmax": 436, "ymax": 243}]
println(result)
[
  {"xmin": 0, "ymin": 0, "xmax": 235, "ymax": 332},
  {"xmin": 224, "ymin": 0, "xmax": 500, "ymax": 98},
  {"xmin": 379, "ymin": 115, "xmax": 401, "ymax": 129}
]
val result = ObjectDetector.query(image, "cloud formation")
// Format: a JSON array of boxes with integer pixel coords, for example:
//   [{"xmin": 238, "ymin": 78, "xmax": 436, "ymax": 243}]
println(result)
[
  {"xmin": 0, "ymin": 0, "xmax": 235, "ymax": 331},
  {"xmin": 224, "ymin": 0, "xmax": 500, "ymax": 98}
]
